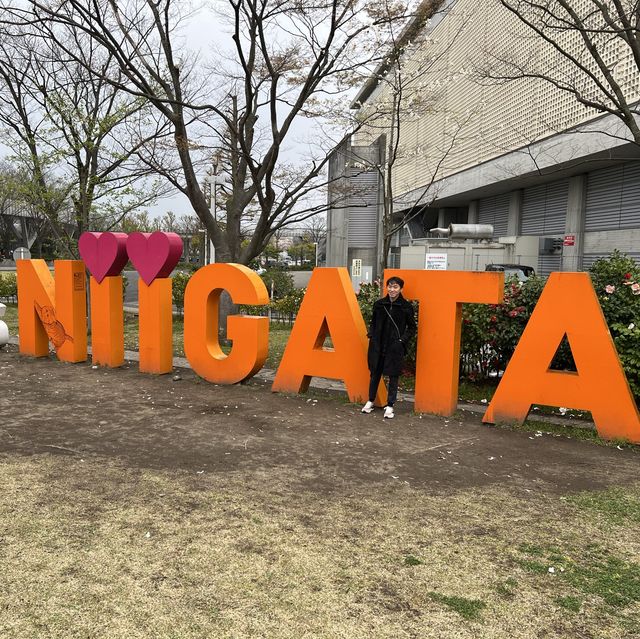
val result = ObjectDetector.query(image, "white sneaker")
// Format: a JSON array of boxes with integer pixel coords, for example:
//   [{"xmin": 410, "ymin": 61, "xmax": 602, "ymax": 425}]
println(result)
[
  {"xmin": 361, "ymin": 401, "xmax": 374, "ymax": 414},
  {"xmin": 384, "ymin": 406, "xmax": 394, "ymax": 419}
]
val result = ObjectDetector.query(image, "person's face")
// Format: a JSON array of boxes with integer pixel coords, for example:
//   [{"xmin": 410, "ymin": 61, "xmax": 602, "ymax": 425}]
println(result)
[{"xmin": 387, "ymin": 281, "xmax": 401, "ymax": 301}]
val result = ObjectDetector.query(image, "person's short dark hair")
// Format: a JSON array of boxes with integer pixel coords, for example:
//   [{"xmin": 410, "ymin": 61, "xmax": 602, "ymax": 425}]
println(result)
[{"xmin": 386, "ymin": 276, "xmax": 404, "ymax": 288}]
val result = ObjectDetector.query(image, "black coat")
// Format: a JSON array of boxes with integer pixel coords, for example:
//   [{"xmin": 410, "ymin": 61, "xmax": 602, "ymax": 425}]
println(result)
[{"xmin": 367, "ymin": 294, "xmax": 416, "ymax": 376}]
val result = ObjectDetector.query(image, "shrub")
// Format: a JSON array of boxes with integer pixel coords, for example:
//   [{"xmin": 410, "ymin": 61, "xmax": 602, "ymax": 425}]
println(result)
[
  {"xmin": 272, "ymin": 288, "xmax": 305, "ymax": 316},
  {"xmin": 0, "ymin": 273, "xmax": 18, "ymax": 302},
  {"xmin": 260, "ymin": 268, "xmax": 294, "ymax": 299},
  {"xmin": 461, "ymin": 275, "xmax": 546, "ymax": 379},
  {"xmin": 122, "ymin": 274, "xmax": 129, "ymax": 299},
  {"xmin": 589, "ymin": 250, "xmax": 640, "ymax": 399},
  {"xmin": 356, "ymin": 281, "xmax": 382, "ymax": 327},
  {"xmin": 239, "ymin": 303, "xmax": 267, "ymax": 317},
  {"xmin": 172, "ymin": 271, "xmax": 192, "ymax": 314}
]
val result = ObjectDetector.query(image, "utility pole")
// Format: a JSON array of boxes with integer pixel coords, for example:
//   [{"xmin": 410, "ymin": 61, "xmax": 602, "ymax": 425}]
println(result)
[{"xmin": 204, "ymin": 156, "xmax": 229, "ymax": 265}]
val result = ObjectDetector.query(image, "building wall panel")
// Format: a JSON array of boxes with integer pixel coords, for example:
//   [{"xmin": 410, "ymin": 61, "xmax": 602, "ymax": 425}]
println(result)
[
  {"xmin": 478, "ymin": 193, "xmax": 510, "ymax": 236},
  {"xmin": 521, "ymin": 180, "xmax": 568, "ymax": 235}
]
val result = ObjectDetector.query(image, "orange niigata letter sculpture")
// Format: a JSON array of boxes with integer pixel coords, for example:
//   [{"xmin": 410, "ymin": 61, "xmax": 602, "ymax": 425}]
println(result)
[
  {"xmin": 138, "ymin": 278, "xmax": 173, "ymax": 374},
  {"xmin": 483, "ymin": 272, "xmax": 640, "ymax": 443},
  {"xmin": 385, "ymin": 269, "xmax": 504, "ymax": 416},
  {"xmin": 16, "ymin": 259, "xmax": 87, "ymax": 362},
  {"xmin": 184, "ymin": 263, "xmax": 269, "ymax": 384},
  {"xmin": 90, "ymin": 276, "xmax": 125, "ymax": 368},
  {"xmin": 272, "ymin": 267, "xmax": 383, "ymax": 404},
  {"xmin": 78, "ymin": 231, "xmax": 129, "ymax": 368}
]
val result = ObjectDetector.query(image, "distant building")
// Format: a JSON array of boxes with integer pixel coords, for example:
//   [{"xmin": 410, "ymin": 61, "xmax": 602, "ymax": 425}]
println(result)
[{"xmin": 327, "ymin": 0, "xmax": 640, "ymax": 280}]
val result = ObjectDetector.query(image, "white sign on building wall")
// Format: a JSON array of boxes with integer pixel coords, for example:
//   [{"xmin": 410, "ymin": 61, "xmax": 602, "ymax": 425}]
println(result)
[{"xmin": 425, "ymin": 253, "xmax": 448, "ymax": 270}]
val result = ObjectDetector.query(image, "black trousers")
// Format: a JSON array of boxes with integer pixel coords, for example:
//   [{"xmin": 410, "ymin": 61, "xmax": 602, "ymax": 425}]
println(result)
[{"xmin": 368, "ymin": 357, "xmax": 399, "ymax": 406}]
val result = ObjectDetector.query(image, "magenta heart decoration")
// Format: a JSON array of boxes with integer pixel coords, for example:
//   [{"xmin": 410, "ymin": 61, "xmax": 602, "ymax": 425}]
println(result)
[
  {"xmin": 78, "ymin": 232, "xmax": 129, "ymax": 284},
  {"xmin": 126, "ymin": 231, "xmax": 184, "ymax": 286}
]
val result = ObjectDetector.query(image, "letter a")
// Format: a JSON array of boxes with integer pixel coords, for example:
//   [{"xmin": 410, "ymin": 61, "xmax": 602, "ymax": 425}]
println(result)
[
  {"xmin": 484, "ymin": 272, "xmax": 640, "ymax": 443},
  {"xmin": 272, "ymin": 268, "xmax": 383, "ymax": 404}
]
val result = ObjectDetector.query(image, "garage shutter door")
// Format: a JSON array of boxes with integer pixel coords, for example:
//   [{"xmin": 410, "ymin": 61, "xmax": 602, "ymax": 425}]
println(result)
[
  {"xmin": 582, "ymin": 251, "xmax": 640, "ymax": 270},
  {"xmin": 538, "ymin": 254, "xmax": 562, "ymax": 278},
  {"xmin": 585, "ymin": 162, "xmax": 640, "ymax": 231},
  {"xmin": 478, "ymin": 193, "xmax": 509, "ymax": 237},
  {"xmin": 348, "ymin": 169, "xmax": 379, "ymax": 247},
  {"xmin": 521, "ymin": 180, "xmax": 568, "ymax": 235}
]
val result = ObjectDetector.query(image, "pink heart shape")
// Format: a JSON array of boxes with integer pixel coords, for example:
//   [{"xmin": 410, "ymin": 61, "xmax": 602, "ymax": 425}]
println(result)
[
  {"xmin": 78, "ymin": 232, "xmax": 129, "ymax": 283},
  {"xmin": 126, "ymin": 232, "xmax": 183, "ymax": 285}
]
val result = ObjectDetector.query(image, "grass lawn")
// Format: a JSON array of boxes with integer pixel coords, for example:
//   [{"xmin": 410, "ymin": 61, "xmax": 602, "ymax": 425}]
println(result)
[
  {"xmin": 2, "ymin": 303, "xmax": 18, "ymax": 334},
  {"xmin": 0, "ymin": 455, "xmax": 639, "ymax": 638},
  {"xmin": 2, "ymin": 303, "xmax": 640, "ymax": 636}
]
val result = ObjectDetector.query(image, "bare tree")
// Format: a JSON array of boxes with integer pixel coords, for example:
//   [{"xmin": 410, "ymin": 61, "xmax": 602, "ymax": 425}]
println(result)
[
  {"xmin": 0, "ymin": 21, "xmax": 172, "ymax": 257},
  {"xmin": 0, "ymin": 160, "xmax": 76, "ymax": 258},
  {"xmin": 348, "ymin": 0, "xmax": 475, "ymax": 274},
  {"xmin": 301, "ymin": 215, "xmax": 327, "ymax": 244},
  {"xmin": 5, "ymin": 0, "xmax": 415, "ymax": 266},
  {"xmin": 484, "ymin": 0, "xmax": 640, "ymax": 145}
]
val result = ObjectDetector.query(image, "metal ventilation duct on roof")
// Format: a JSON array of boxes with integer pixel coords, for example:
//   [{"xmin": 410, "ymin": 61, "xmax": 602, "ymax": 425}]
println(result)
[{"xmin": 429, "ymin": 224, "xmax": 494, "ymax": 239}]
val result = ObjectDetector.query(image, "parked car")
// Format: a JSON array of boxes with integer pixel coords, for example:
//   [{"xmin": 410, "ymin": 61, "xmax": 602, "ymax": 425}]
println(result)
[{"xmin": 485, "ymin": 263, "xmax": 536, "ymax": 281}]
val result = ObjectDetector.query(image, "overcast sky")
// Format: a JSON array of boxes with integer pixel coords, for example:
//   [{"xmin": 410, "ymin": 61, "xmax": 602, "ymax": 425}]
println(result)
[{"xmin": 1, "ymin": 1, "xmax": 351, "ymax": 223}]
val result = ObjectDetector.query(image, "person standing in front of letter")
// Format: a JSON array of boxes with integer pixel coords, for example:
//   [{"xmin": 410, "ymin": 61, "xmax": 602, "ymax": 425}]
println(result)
[{"xmin": 362, "ymin": 276, "xmax": 416, "ymax": 419}]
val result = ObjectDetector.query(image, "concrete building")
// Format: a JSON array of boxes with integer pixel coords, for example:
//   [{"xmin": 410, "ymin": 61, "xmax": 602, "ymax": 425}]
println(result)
[{"xmin": 326, "ymin": 0, "xmax": 640, "ymax": 281}]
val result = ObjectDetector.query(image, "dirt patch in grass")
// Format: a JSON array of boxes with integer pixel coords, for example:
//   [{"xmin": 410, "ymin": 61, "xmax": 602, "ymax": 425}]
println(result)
[{"xmin": 1, "ymin": 345, "xmax": 640, "ymax": 638}]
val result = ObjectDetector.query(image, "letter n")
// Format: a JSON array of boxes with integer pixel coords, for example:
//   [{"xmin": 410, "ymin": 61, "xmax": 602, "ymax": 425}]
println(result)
[
  {"xmin": 16, "ymin": 259, "xmax": 87, "ymax": 362},
  {"xmin": 484, "ymin": 272, "xmax": 640, "ymax": 443},
  {"xmin": 272, "ymin": 267, "xmax": 381, "ymax": 404}
]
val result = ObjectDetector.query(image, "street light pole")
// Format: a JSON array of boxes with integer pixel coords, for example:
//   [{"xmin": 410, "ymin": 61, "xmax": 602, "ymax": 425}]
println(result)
[{"xmin": 204, "ymin": 172, "xmax": 230, "ymax": 265}]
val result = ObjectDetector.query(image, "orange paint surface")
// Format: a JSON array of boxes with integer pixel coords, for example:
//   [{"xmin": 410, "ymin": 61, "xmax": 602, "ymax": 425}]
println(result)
[
  {"xmin": 138, "ymin": 278, "xmax": 173, "ymax": 374},
  {"xmin": 483, "ymin": 273, "xmax": 640, "ymax": 442},
  {"xmin": 16, "ymin": 259, "xmax": 87, "ymax": 362},
  {"xmin": 385, "ymin": 269, "xmax": 504, "ymax": 416},
  {"xmin": 90, "ymin": 275, "xmax": 124, "ymax": 368},
  {"xmin": 272, "ymin": 267, "xmax": 384, "ymax": 404},
  {"xmin": 184, "ymin": 264, "xmax": 269, "ymax": 384}
]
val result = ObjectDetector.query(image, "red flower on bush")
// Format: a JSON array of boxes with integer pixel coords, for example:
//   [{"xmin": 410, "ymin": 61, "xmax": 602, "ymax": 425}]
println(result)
[{"xmin": 624, "ymin": 273, "xmax": 632, "ymax": 280}]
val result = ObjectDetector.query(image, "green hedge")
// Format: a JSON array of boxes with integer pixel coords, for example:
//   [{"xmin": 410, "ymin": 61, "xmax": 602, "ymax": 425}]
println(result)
[
  {"xmin": 589, "ymin": 250, "xmax": 640, "ymax": 399},
  {"xmin": 172, "ymin": 271, "xmax": 192, "ymax": 314},
  {"xmin": 460, "ymin": 250, "xmax": 640, "ymax": 402},
  {"xmin": 356, "ymin": 255, "xmax": 640, "ymax": 402},
  {"xmin": 0, "ymin": 273, "xmax": 18, "ymax": 302}
]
